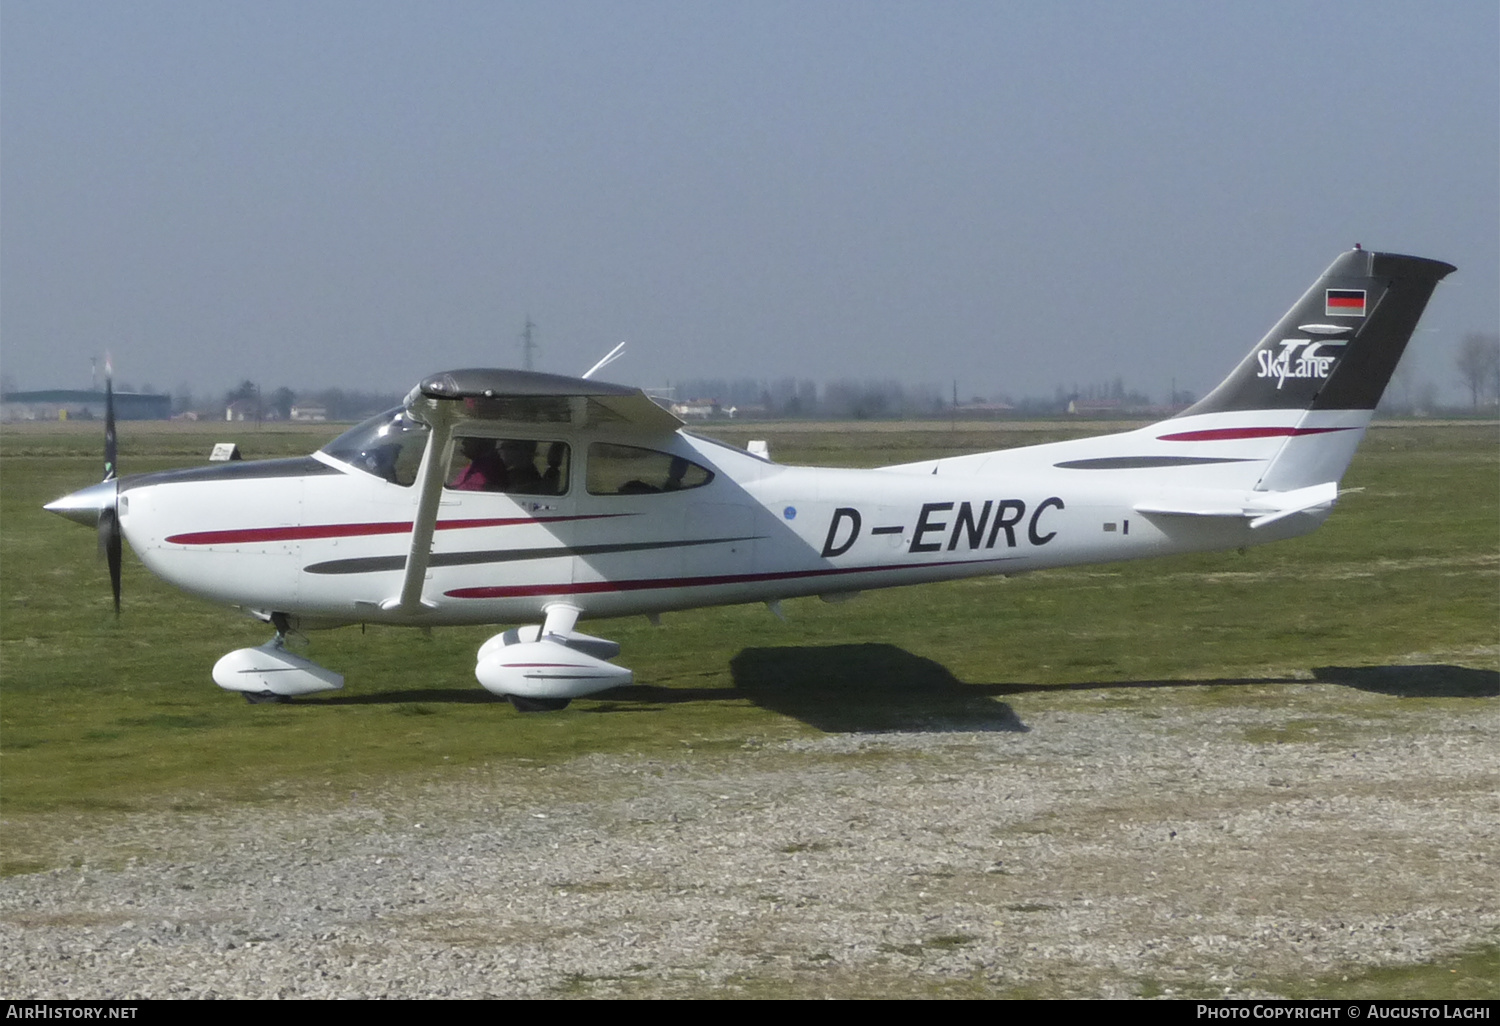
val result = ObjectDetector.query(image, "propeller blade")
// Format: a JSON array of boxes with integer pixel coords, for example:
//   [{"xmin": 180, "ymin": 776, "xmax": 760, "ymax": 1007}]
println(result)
[
  {"xmin": 101, "ymin": 354, "xmax": 121, "ymax": 613},
  {"xmin": 43, "ymin": 356, "xmax": 127, "ymax": 613},
  {"xmin": 98, "ymin": 501, "xmax": 122, "ymax": 616}
]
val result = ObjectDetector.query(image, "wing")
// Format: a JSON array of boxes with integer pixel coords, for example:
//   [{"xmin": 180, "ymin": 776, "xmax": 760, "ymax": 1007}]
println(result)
[{"xmin": 407, "ymin": 367, "xmax": 681, "ymax": 433}]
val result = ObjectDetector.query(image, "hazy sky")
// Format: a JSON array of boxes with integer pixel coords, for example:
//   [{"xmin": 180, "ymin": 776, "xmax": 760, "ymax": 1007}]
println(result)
[{"xmin": 3, "ymin": 1, "xmax": 1495, "ymax": 403}]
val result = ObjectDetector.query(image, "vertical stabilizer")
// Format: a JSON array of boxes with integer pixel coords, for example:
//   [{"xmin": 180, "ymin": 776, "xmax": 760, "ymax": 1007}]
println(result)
[
  {"xmin": 879, "ymin": 249, "xmax": 1455, "ymax": 496},
  {"xmin": 1182, "ymin": 249, "xmax": 1455, "ymax": 417},
  {"xmin": 1173, "ymin": 249, "xmax": 1455, "ymax": 490}
]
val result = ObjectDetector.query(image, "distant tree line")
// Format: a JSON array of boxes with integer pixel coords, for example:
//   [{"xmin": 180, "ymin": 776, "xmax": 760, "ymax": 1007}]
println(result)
[
  {"xmin": 1377, "ymin": 333, "xmax": 1500, "ymax": 416},
  {"xmin": 667, "ymin": 376, "xmax": 1168, "ymax": 419},
  {"xmin": 1455, "ymin": 333, "xmax": 1500, "ymax": 409},
  {"xmin": 185, "ymin": 381, "xmax": 405, "ymax": 421},
  {"xmin": 668, "ymin": 377, "xmax": 954, "ymax": 419},
  {"xmin": 141, "ymin": 334, "xmax": 1500, "ymax": 423}
]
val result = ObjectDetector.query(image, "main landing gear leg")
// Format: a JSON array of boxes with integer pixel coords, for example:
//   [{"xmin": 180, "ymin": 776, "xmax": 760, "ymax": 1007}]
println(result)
[
  {"xmin": 475, "ymin": 603, "xmax": 624, "ymax": 711},
  {"xmin": 243, "ymin": 613, "xmax": 296, "ymax": 704},
  {"xmin": 505, "ymin": 604, "xmax": 581, "ymax": 711}
]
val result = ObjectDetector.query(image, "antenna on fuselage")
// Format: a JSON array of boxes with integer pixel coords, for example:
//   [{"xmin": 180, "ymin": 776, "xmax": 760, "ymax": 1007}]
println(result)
[{"xmin": 582, "ymin": 341, "xmax": 627, "ymax": 380}]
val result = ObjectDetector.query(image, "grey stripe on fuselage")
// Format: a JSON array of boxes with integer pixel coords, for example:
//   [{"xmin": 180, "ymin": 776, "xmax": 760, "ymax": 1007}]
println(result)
[
  {"xmin": 1053, "ymin": 456, "xmax": 1254, "ymax": 470},
  {"xmin": 302, "ymin": 535, "xmax": 763, "ymax": 575}
]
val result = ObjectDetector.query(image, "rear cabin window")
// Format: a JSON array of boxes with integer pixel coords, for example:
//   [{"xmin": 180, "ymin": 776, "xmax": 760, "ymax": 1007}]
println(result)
[
  {"xmin": 446, "ymin": 438, "xmax": 570, "ymax": 495},
  {"xmin": 586, "ymin": 443, "xmax": 713, "ymax": 495}
]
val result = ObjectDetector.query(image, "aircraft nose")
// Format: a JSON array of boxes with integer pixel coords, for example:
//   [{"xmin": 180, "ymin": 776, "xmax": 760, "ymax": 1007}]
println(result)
[{"xmin": 43, "ymin": 479, "xmax": 119, "ymax": 527}]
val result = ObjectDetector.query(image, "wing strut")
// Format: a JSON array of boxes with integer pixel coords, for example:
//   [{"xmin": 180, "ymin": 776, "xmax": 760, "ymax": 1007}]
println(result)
[{"xmin": 381, "ymin": 408, "xmax": 454, "ymax": 614}]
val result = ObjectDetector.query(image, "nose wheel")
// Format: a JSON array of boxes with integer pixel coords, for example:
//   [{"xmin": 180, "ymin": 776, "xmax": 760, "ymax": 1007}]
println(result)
[
  {"xmin": 214, "ymin": 612, "xmax": 344, "ymax": 703},
  {"xmin": 240, "ymin": 613, "xmax": 299, "ymax": 703}
]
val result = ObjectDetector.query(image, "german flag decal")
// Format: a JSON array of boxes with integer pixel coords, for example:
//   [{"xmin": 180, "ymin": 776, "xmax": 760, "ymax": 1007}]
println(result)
[{"xmin": 1326, "ymin": 289, "xmax": 1366, "ymax": 317}]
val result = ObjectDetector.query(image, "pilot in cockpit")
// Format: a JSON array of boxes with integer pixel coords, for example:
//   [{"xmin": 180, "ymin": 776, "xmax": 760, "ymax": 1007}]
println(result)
[{"xmin": 499, "ymin": 439, "xmax": 543, "ymax": 493}]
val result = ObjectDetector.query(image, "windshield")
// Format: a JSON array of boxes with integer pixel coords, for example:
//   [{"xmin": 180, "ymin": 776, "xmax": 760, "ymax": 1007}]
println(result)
[{"xmin": 320, "ymin": 407, "xmax": 430, "ymax": 486}]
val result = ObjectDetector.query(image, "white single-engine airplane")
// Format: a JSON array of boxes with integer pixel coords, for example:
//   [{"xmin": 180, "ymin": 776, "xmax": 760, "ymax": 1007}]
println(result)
[{"xmin": 47, "ymin": 248, "xmax": 1454, "ymax": 710}]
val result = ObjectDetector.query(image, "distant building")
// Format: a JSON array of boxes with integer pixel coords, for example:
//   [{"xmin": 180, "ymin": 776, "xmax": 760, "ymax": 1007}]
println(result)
[
  {"xmin": 1, "ymin": 389, "xmax": 171, "ymax": 422},
  {"xmin": 1067, "ymin": 397, "xmax": 1176, "ymax": 417},
  {"xmin": 953, "ymin": 400, "xmax": 1016, "ymax": 418},
  {"xmin": 225, "ymin": 399, "xmax": 260, "ymax": 421},
  {"xmin": 290, "ymin": 404, "xmax": 328, "ymax": 422},
  {"xmin": 670, "ymin": 399, "xmax": 723, "ymax": 419},
  {"xmin": 1067, "ymin": 398, "xmax": 1124, "ymax": 415},
  {"xmin": 668, "ymin": 399, "xmax": 755, "ymax": 419}
]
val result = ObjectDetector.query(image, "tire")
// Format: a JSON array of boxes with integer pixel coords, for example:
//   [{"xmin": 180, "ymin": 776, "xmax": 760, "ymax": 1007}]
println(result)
[{"xmin": 507, "ymin": 695, "xmax": 572, "ymax": 712}]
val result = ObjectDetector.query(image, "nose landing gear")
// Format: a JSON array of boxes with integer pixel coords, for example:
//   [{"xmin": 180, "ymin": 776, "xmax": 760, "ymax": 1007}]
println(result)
[{"xmin": 213, "ymin": 612, "xmax": 345, "ymax": 704}]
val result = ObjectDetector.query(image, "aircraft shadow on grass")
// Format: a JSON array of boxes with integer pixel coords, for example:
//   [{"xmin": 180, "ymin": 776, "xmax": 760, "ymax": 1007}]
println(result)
[
  {"xmin": 1311, "ymin": 664, "xmax": 1498, "ymax": 699},
  {"xmin": 721, "ymin": 644, "xmax": 1028, "ymax": 734},
  {"xmin": 303, "ymin": 647, "xmax": 1496, "ymax": 729},
  {"xmin": 306, "ymin": 643, "xmax": 1030, "ymax": 733},
  {"xmin": 314, "ymin": 688, "xmax": 505, "ymax": 706}
]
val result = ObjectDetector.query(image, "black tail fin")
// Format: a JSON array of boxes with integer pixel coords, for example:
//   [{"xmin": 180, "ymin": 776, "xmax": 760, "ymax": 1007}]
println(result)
[{"xmin": 1181, "ymin": 249, "xmax": 1456, "ymax": 417}]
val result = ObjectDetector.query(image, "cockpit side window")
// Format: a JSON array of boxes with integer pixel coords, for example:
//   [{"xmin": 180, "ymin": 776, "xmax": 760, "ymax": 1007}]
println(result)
[
  {"xmin": 586, "ymin": 443, "xmax": 713, "ymax": 495},
  {"xmin": 446, "ymin": 437, "xmax": 569, "ymax": 495},
  {"xmin": 320, "ymin": 408, "xmax": 430, "ymax": 486}
]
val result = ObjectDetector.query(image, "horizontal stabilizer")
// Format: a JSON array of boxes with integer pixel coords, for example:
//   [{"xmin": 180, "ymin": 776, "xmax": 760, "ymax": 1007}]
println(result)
[
  {"xmin": 1135, "ymin": 482, "xmax": 1338, "ymax": 529},
  {"xmin": 1246, "ymin": 482, "xmax": 1339, "ymax": 529},
  {"xmin": 1132, "ymin": 501, "xmax": 1245, "ymax": 518}
]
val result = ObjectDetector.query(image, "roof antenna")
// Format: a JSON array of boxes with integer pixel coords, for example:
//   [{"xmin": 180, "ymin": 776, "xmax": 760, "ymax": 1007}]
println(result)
[{"xmin": 582, "ymin": 341, "xmax": 626, "ymax": 380}]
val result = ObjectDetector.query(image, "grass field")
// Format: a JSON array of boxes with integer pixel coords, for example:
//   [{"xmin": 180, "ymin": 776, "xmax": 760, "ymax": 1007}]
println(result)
[
  {"xmin": 1, "ymin": 417, "xmax": 1496, "ymax": 996},
  {"xmin": 1, "ymin": 418, "xmax": 1494, "ymax": 814}
]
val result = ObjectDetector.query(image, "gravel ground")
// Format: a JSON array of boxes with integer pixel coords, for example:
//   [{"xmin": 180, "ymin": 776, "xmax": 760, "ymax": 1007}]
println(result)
[{"xmin": 2, "ymin": 679, "xmax": 1496, "ymax": 999}]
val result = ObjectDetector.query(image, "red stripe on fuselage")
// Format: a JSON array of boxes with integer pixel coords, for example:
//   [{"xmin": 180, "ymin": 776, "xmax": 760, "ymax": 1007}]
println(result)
[
  {"xmin": 445, "ymin": 558, "xmax": 1014, "ymax": 600},
  {"xmin": 1156, "ymin": 427, "xmax": 1355, "ymax": 442},
  {"xmin": 166, "ymin": 514, "xmax": 623, "ymax": 546}
]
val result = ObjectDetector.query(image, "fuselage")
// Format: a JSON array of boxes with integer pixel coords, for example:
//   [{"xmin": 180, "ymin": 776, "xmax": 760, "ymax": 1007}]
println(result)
[{"xmin": 110, "ymin": 412, "xmax": 1331, "ymax": 632}]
